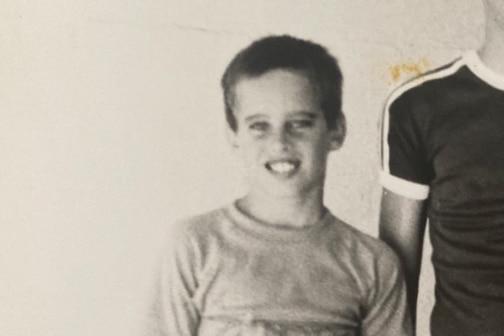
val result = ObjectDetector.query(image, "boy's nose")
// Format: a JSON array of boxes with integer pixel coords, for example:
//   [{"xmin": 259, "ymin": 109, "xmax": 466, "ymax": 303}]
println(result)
[{"xmin": 270, "ymin": 128, "xmax": 291, "ymax": 152}]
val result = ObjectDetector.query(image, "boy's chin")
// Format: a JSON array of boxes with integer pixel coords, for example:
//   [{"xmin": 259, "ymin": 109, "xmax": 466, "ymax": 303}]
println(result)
[{"xmin": 248, "ymin": 181, "xmax": 321, "ymax": 199}]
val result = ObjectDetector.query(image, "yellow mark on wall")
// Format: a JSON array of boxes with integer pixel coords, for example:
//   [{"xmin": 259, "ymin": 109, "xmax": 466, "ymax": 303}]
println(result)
[{"xmin": 389, "ymin": 59, "xmax": 430, "ymax": 83}]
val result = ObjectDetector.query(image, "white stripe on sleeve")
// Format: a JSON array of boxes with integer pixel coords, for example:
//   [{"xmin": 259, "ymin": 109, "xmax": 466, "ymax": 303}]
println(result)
[{"xmin": 380, "ymin": 171, "xmax": 430, "ymax": 200}]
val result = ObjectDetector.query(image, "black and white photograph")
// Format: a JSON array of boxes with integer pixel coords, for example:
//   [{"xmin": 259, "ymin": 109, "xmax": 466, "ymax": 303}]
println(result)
[{"xmin": 2, "ymin": 1, "xmax": 502, "ymax": 335}]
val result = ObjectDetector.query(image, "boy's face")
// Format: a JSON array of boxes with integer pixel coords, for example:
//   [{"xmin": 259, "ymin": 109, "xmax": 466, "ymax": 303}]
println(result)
[{"xmin": 229, "ymin": 69, "xmax": 343, "ymax": 198}]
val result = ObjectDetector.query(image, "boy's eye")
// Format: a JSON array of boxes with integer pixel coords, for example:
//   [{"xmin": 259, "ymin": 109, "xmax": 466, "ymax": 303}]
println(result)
[
  {"xmin": 290, "ymin": 119, "xmax": 314, "ymax": 129},
  {"xmin": 249, "ymin": 122, "xmax": 269, "ymax": 132}
]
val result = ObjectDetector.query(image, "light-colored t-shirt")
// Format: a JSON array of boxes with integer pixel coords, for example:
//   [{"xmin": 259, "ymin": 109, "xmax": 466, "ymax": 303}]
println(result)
[{"xmin": 142, "ymin": 202, "xmax": 411, "ymax": 336}]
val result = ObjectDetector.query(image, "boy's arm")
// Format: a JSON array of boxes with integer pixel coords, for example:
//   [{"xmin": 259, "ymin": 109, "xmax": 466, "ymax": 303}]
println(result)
[
  {"xmin": 379, "ymin": 187, "xmax": 427, "ymax": 330},
  {"xmin": 361, "ymin": 243, "xmax": 412, "ymax": 336},
  {"xmin": 141, "ymin": 226, "xmax": 201, "ymax": 336}
]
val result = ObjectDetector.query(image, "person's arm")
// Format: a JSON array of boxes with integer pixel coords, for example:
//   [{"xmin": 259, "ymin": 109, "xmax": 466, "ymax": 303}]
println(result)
[
  {"xmin": 361, "ymin": 243, "xmax": 412, "ymax": 336},
  {"xmin": 379, "ymin": 187, "xmax": 427, "ymax": 329},
  {"xmin": 141, "ymin": 225, "xmax": 201, "ymax": 336}
]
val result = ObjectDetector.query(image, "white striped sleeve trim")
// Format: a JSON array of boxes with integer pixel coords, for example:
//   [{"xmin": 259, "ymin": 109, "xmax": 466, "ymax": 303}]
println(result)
[{"xmin": 380, "ymin": 171, "xmax": 430, "ymax": 200}]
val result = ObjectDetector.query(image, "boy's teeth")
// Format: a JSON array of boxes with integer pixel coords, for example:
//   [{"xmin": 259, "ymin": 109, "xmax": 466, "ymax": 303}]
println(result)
[{"xmin": 269, "ymin": 161, "xmax": 296, "ymax": 173}]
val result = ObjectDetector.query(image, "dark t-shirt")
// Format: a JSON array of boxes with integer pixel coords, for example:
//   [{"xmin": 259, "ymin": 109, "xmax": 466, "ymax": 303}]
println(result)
[{"xmin": 381, "ymin": 51, "xmax": 504, "ymax": 336}]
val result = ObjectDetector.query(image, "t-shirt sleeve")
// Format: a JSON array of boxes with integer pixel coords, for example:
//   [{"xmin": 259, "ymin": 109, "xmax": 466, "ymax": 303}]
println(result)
[
  {"xmin": 381, "ymin": 89, "xmax": 432, "ymax": 200},
  {"xmin": 361, "ymin": 249, "xmax": 412, "ymax": 336},
  {"xmin": 140, "ymin": 224, "xmax": 201, "ymax": 336}
]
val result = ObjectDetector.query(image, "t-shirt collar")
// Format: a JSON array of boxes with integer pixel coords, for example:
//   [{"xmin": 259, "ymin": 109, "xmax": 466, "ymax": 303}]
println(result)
[{"xmin": 224, "ymin": 201, "xmax": 332, "ymax": 243}]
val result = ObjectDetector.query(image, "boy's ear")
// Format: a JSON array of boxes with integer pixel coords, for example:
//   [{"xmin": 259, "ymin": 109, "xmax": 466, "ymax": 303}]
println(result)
[
  {"xmin": 328, "ymin": 113, "xmax": 346, "ymax": 151},
  {"xmin": 226, "ymin": 127, "xmax": 240, "ymax": 149}
]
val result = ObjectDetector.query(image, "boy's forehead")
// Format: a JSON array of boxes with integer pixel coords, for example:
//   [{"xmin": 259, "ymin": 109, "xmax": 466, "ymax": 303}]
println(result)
[
  {"xmin": 233, "ymin": 69, "xmax": 320, "ymax": 110},
  {"xmin": 238, "ymin": 68, "xmax": 314, "ymax": 87}
]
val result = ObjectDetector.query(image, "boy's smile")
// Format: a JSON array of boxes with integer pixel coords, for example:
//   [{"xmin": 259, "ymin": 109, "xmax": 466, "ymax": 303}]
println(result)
[
  {"xmin": 229, "ymin": 69, "xmax": 342, "ymax": 198},
  {"xmin": 265, "ymin": 159, "xmax": 301, "ymax": 177}
]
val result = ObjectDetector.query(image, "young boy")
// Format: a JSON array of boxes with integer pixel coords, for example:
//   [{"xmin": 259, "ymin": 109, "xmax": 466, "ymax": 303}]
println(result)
[
  {"xmin": 145, "ymin": 35, "xmax": 411, "ymax": 336},
  {"xmin": 380, "ymin": 1, "xmax": 504, "ymax": 335}
]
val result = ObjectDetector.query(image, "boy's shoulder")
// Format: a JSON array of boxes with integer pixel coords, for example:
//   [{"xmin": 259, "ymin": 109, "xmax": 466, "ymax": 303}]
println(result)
[
  {"xmin": 326, "ymin": 215, "xmax": 400, "ymax": 268},
  {"xmin": 171, "ymin": 206, "xmax": 228, "ymax": 241},
  {"xmin": 161, "ymin": 206, "xmax": 232, "ymax": 263}
]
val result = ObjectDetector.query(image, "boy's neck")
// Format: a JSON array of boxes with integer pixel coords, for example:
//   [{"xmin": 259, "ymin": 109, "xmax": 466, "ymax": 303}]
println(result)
[
  {"xmin": 237, "ymin": 189, "xmax": 326, "ymax": 228},
  {"xmin": 478, "ymin": 19, "xmax": 504, "ymax": 76}
]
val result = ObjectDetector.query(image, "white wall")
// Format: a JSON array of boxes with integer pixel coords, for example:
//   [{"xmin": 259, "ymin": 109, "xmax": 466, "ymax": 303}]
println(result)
[{"xmin": 1, "ymin": 1, "xmax": 484, "ymax": 335}]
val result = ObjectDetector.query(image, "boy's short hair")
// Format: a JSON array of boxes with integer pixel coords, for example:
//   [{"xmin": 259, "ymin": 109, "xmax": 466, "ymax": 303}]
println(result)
[{"xmin": 221, "ymin": 35, "xmax": 344, "ymax": 131}]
